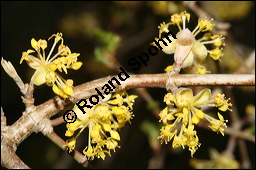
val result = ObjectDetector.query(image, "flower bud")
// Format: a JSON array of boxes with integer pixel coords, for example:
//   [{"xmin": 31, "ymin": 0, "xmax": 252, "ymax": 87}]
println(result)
[
  {"xmin": 176, "ymin": 29, "xmax": 195, "ymax": 45},
  {"xmin": 192, "ymin": 41, "xmax": 208, "ymax": 60},
  {"xmin": 162, "ymin": 40, "xmax": 177, "ymax": 54}
]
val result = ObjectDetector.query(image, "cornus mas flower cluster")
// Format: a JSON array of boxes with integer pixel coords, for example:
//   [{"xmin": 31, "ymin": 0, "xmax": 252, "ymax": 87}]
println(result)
[
  {"xmin": 20, "ymin": 33, "xmax": 83, "ymax": 98},
  {"xmin": 158, "ymin": 88, "xmax": 232, "ymax": 157},
  {"xmin": 65, "ymin": 91, "xmax": 138, "ymax": 160},
  {"xmin": 190, "ymin": 148, "xmax": 240, "ymax": 169},
  {"xmin": 153, "ymin": 11, "xmax": 225, "ymax": 74}
]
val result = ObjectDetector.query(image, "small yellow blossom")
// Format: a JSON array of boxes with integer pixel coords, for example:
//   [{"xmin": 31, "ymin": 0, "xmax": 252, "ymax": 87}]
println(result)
[
  {"xmin": 194, "ymin": 63, "xmax": 210, "ymax": 74},
  {"xmin": 158, "ymin": 22, "xmax": 170, "ymax": 38},
  {"xmin": 190, "ymin": 148, "xmax": 240, "ymax": 169},
  {"xmin": 197, "ymin": 18, "xmax": 214, "ymax": 32},
  {"xmin": 20, "ymin": 50, "xmax": 35, "ymax": 64},
  {"xmin": 65, "ymin": 90, "xmax": 137, "ymax": 160},
  {"xmin": 171, "ymin": 13, "xmax": 182, "ymax": 25},
  {"xmin": 20, "ymin": 32, "xmax": 83, "ymax": 98},
  {"xmin": 214, "ymin": 93, "xmax": 232, "ymax": 111},
  {"xmin": 209, "ymin": 48, "xmax": 224, "ymax": 60},
  {"xmin": 66, "ymin": 138, "xmax": 76, "ymax": 152},
  {"xmin": 211, "ymin": 35, "xmax": 225, "ymax": 47},
  {"xmin": 106, "ymin": 91, "xmax": 137, "ymax": 110},
  {"xmin": 206, "ymin": 112, "xmax": 227, "ymax": 136},
  {"xmin": 153, "ymin": 11, "xmax": 225, "ymax": 74},
  {"xmin": 158, "ymin": 88, "xmax": 231, "ymax": 157}
]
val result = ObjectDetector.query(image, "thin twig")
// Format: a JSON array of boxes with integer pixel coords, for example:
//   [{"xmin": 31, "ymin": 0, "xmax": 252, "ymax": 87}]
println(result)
[
  {"xmin": 223, "ymin": 83, "xmax": 252, "ymax": 168},
  {"xmin": 197, "ymin": 121, "xmax": 255, "ymax": 143},
  {"xmin": 51, "ymin": 116, "xmax": 65, "ymax": 126},
  {"xmin": 1, "ymin": 58, "xmax": 36, "ymax": 112},
  {"xmin": 1, "ymin": 107, "xmax": 7, "ymax": 128},
  {"xmin": 135, "ymin": 88, "xmax": 161, "ymax": 118},
  {"xmin": 224, "ymin": 128, "xmax": 255, "ymax": 143},
  {"xmin": 223, "ymin": 86, "xmax": 241, "ymax": 154},
  {"xmin": 235, "ymin": 50, "xmax": 255, "ymax": 74},
  {"xmin": 46, "ymin": 132, "xmax": 88, "ymax": 167},
  {"xmin": 238, "ymin": 139, "xmax": 251, "ymax": 169},
  {"xmin": 1, "ymin": 58, "xmax": 26, "ymax": 94},
  {"xmin": 22, "ymin": 80, "xmax": 35, "ymax": 112}
]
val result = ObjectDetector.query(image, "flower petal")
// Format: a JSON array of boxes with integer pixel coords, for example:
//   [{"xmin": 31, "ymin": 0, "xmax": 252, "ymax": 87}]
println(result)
[
  {"xmin": 191, "ymin": 41, "xmax": 207, "ymax": 60},
  {"xmin": 182, "ymin": 51, "xmax": 194, "ymax": 68},
  {"xmin": 32, "ymin": 67, "xmax": 47, "ymax": 85},
  {"xmin": 26, "ymin": 55, "xmax": 41, "ymax": 69},
  {"xmin": 162, "ymin": 40, "xmax": 177, "ymax": 54},
  {"xmin": 174, "ymin": 44, "xmax": 194, "ymax": 68},
  {"xmin": 192, "ymin": 89, "xmax": 211, "ymax": 107},
  {"xmin": 179, "ymin": 88, "xmax": 194, "ymax": 100},
  {"xmin": 31, "ymin": 38, "xmax": 38, "ymax": 50}
]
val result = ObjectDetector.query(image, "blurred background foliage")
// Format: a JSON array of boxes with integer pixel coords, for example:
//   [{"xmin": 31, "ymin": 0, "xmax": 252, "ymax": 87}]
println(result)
[{"xmin": 1, "ymin": 1, "xmax": 255, "ymax": 169}]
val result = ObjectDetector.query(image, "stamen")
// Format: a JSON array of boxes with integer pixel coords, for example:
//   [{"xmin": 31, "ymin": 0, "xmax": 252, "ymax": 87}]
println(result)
[
  {"xmin": 193, "ymin": 30, "xmax": 201, "ymax": 37},
  {"xmin": 75, "ymin": 123, "xmax": 88, "ymax": 140},
  {"xmin": 55, "ymin": 75, "xmax": 66, "ymax": 89},
  {"xmin": 182, "ymin": 16, "xmax": 186, "ymax": 30},
  {"xmin": 192, "ymin": 26, "xmax": 199, "ymax": 35},
  {"xmin": 37, "ymin": 51, "xmax": 45, "ymax": 64},
  {"xmin": 177, "ymin": 23, "xmax": 182, "ymax": 31},
  {"xmin": 46, "ymin": 39, "xmax": 58, "ymax": 62},
  {"xmin": 48, "ymin": 48, "xmax": 66, "ymax": 63},
  {"xmin": 42, "ymin": 49, "xmax": 46, "ymax": 62},
  {"xmin": 201, "ymin": 39, "xmax": 219, "ymax": 45}
]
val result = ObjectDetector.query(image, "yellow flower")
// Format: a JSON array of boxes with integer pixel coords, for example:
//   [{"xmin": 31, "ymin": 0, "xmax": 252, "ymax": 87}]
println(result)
[
  {"xmin": 158, "ymin": 88, "xmax": 230, "ymax": 157},
  {"xmin": 66, "ymin": 138, "xmax": 76, "ymax": 152},
  {"xmin": 190, "ymin": 148, "xmax": 240, "ymax": 169},
  {"xmin": 194, "ymin": 63, "xmax": 211, "ymax": 74},
  {"xmin": 211, "ymin": 35, "xmax": 225, "ymax": 47},
  {"xmin": 20, "ymin": 49, "xmax": 35, "ymax": 64},
  {"xmin": 154, "ymin": 11, "xmax": 225, "ymax": 74},
  {"xmin": 209, "ymin": 48, "xmax": 224, "ymax": 60},
  {"xmin": 158, "ymin": 22, "xmax": 170, "ymax": 38},
  {"xmin": 20, "ymin": 32, "xmax": 83, "ymax": 98},
  {"xmin": 171, "ymin": 13, "xmax": 182, "ymax": 25},
  {"xmin": 65, "ymin": 90, "xmax": 137, "ymax": 160},
  {"xmin": 197, "ymin": 18, "xmax": 214, "ymax": 32},
  {"xmin": 159, "ymin": 124, "xmax": 177, "ymax": 143},
  {"xmin": 214, "ymin": 93, "xmax": 232, "ymax": 111},
  {"xmin": 107, "ymin": 91, "xmax": 138, "ymax": 110},
  {"xmin": 206, "ymin": 112, "xmax": 227, "ymax": 136},
  {"xmin": 159, "ymin": 107, "xmax": 175, "ymax": 125}
]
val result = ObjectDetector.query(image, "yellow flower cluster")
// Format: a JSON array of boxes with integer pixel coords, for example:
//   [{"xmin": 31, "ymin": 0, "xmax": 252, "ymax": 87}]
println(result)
[
  {"xmin": 65, "ymin": 91, "xmax": 137, "ymax": 160},
  {"xmin": 158, "ymin": 88, "xmax": 231, "ymax": 157},
  {"xmin": 154, "ymin": 11, "xmax": 225, "ymax": 74},
  {"xmin": 20, "ymin": 33, "xmax": 83, "ymax": 98},
  {"xmin": 190, "ymin": 148, "xmax": 240, "ymax": 169}
]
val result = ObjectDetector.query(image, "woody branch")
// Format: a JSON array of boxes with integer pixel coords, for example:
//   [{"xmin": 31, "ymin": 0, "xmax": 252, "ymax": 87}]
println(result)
[
  {"xmin": 3, "ymin": 73, "xmax": 255, "ymax": 144},
  {"xmin": 1, "ymin": 73, "xmax": 254, "ymax": 169}
]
